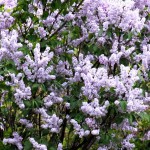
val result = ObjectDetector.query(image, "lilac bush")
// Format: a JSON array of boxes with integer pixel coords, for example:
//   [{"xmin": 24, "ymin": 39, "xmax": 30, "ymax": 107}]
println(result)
[{"xmin": 0, "ymin": 0, "xmax": 150, "ymax": 149}]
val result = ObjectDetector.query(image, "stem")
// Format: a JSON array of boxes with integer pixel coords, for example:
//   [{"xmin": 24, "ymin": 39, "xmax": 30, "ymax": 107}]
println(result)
[
  {"xmin": 49, "ymin": 0, "xmax": 70, "ymax": 33},
  {"xmin": 60, "ymin": 80, "xmax": 70, "ymax": 143},
  {"xmin": 82, "ymin": 136, "xmax": 96, "ymax": 150},
  {"xmin": 39, "ymin": 114, "xmax": 41, "ymax": 138},
  {"xmin": 70, "ymin": 135, "xmax": 95, "ymax": 150},
  {"xmin": 49, "ymin": 0, "xmax": 84, "ymax": 39},
  {"xmin": 49, "ymin": 22, "xmax": 67, "ymax": 39},
  {"xmin": 60, "ymin": 109, "xmax": 69, "ymax": 143}
]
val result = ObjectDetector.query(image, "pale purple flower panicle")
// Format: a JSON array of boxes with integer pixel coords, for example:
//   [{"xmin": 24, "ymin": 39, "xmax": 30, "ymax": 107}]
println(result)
[
  {"xmin": 44, "ymin": 92, "xmax": 63, "ymax": 108},
  {"xmin": 57, "ymin": 143, "xmax": 63, "ymax": 150},
  {"xmin": 5, "ymin": 73, "xmax": 31, "ymax": 109},
  {"xmin": 81, "ymin": 98, "xmax": 109, "ymax": 118},
  {"xmin": 29, "ymin": 137, "xmax": 47, "ymax": 150},
  {"xmin": 0, "ymin": 30, "xmax": 23, "ymax": 67},
  {"xmin": 143, "ymin": 131, "xmax": 150, "ymax": 140},
  {"xmin": 37, "ymin": 108, "xmax": 63, "ymax": 133},
  {"xmin": 3, "ymin": 132, "xmax": 23, "ymax": 150},
  {"xmin": 22, "ymin": 44, "xmax": 55, "ymax": 83},
  {"xmin": 122, "ymin": 134, "xmax": 135, "ymax": 150},
  {"xmin": 19, "ymin": 119, "xmax": 33, "ymax": 128},
  {"xmin": 70, "ymin": 119, "xmax": 90, "ymax": 138}
]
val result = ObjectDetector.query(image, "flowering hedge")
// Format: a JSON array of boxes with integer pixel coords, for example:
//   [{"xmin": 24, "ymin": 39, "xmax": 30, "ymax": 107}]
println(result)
[{"xmin": 0, "ymin": 0, "xmax": 150, "ymax": 149}]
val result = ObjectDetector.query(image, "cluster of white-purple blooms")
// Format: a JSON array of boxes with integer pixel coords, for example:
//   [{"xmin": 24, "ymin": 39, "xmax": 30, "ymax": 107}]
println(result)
[
  {"xmin": 143, "ymin": 130, "xmax": 150, "ymax": 140},
  {"xmin": 37, "ymin": 108, "xmax": 63, "ymax": 133},
  {"xmin": 29, "ymin": 137, "xmax": 47, "ymax": 150},
  {"xmin": 111, "ymin": 118, "xmax": 138, "ymax": 132},
  {"xmin": 3, "ymin": 132, "xmax": 23, "ymax": 150},
  {"xmin": 81, "ymin": 98, "xmax": 109, "ymax": 118},
  {"xmin": 22, "ymin": 44, "xmax": 55, "ymax": 83},
  {"xmin": 122, "ymin": 134, "xmax": 135, "ymax": 150},
  {"xmin": 5, "ymin": 73, "xmax": 31, "ymax": 109},
  {"xmin": 80, "ymin": 0, "xmax": 146, "ymax": 35},
  {"xmin": 57, "ymin": 143, "xmax": 63, "ymax": 150},
  {"xmin": 56, "ymin": 60, "xmax": 73, "ymax": 76},
  {"xmin": 44, "ymin": 92, "xmax": 63, "ymax": 107},
  {"xmin": 0, "ymin": 0, "xmax": 17, "ymax": 10},
  {"xmin": 19, "ymin": 118, "xmax": 33, "ymax": 128},
  {"xmin": 0, "ymin": 12, "xmax": 14, "ymax": 30},
  {"xmin": 0, "ymin": 30, "xmax": 23, "ymax": 66},
  {"xmin": 70, "ymin": 119, "xmax": 91, "ymax": 137}
]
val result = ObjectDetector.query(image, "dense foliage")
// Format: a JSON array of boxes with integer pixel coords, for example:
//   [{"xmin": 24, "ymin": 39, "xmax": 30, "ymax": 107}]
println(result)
[{"xmin": 0, "ymin": 0, "xmax": 150, "ymax": 149}]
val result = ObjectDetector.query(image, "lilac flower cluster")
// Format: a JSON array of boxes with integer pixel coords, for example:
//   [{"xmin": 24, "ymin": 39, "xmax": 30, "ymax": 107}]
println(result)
[
  {"xmin": 97, "ymin": 146, "xmax": 108, "ymax": 150},
  {"xmin": 0, "ymin": 30, "xmax": 23, "ymax": 67},
  {"xmin": 22, "ymin": 44, "xmax": 55, "ymax": 83},
  {"xmin": 28, "ymin": 0, "xmax": 43, "ymax": 17},
  {"xmin": 81, "ymin": 98, "xmax": 109, "ymax": 118},
  {"xmin": 134, "ymin": 44, "xmax": 150, "ymax": 71},
  {"xmin": 42, "ymin": 9, "xmax": 63, "ymax": 32},
  {"xmin": 0, "ymin": 0, "xmax": 17, "ymax": 10},
  {"xmin": 37, "ymin": 27, "xmax": 47, "ymax": 39},
  {"xmin": 122, "ymin": 134, "xmax": 135, "ymax": 150},
  {"xmin": 85, "ymin": 118, "xmax": 98, "ymax": 129},
  {"xmin": 143, "ymin": 131, "xmax": 150, "ymax": 140},
  {"xmin": 111, "ymin": 119, "xmax": 138, "ymax": 132},
  {"xmin": 70, "ymin": 119, "xmax": 90, "ymax": 137},
  {"xmin": 70, "ymin": 54, "xmax": 94, "ymax": 83},
  {"xmin": 44, "ymin": 92, "xmax": 63, "ymax": 108},
  {"xmin": 81, "ymin": 67, "xmax": 109, "ymax": 99},
  {"xmin": 56, "ymin": 60, "xmax": 72, "ymax": 76},
  {"xmin": 37, "ymin": 108, "xmax": 63, "ymax": 133},
  {"xmin": 5, "ymin": 73, "xmax": 31, "ymax": 109},
  {"xmin": 3, "ymin": 132, "xmax": 23, "ymax": 150},
  {"xmin": 80, "ymin": 0, "xmax": 145, "ymax": 35},
  {"xmin": 29, "ymin": 137, "xmax": 47, "ymax": 150},
  {"xmin": 134, "ymin": 0, "xmax": 150, "ymax": 10},
  {"xmin": 57, "ymin": 143, "xmax": 63, "ymax": 150},
  {"xmin": 19, "ymin": 118, "xmax": 33, "ymax": 128},
  {"xmin": 0, "ymin": 12, "xmax": 14, "ymax": 29}
]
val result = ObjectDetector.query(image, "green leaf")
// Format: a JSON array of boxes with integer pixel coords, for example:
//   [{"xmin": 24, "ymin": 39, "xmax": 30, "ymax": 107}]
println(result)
[
  {"xmin": 138, "ymin": 112, "xmax": 150, "ymax": 122},
  {"xmin": 24, "ymin": 140, "xmax": 32, "ymax": 150},
  {"xmin": 24, "ymin": 101, "xmax": 32, "ymax": 108},
  {"xmin": 123, "ymin": 32, "xmax": 133, "ymax": 40},
  {"xmin": 4, "ymin": 127, "xmax": 12, "ymax": 138},
  {"xmin": 32, "ymin": 83, "xmax": 40, "ymax": 94},
  {"xmin": 128, "ymin": 114, "xmax": 133, "ymax": 124},
  {"xmin": 120, "ymin": 101, "xmax": 127, "ymax": 111},
  {"xmin": 128, "ymin": 32, "xmax": 133, "ymax": 40}
]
